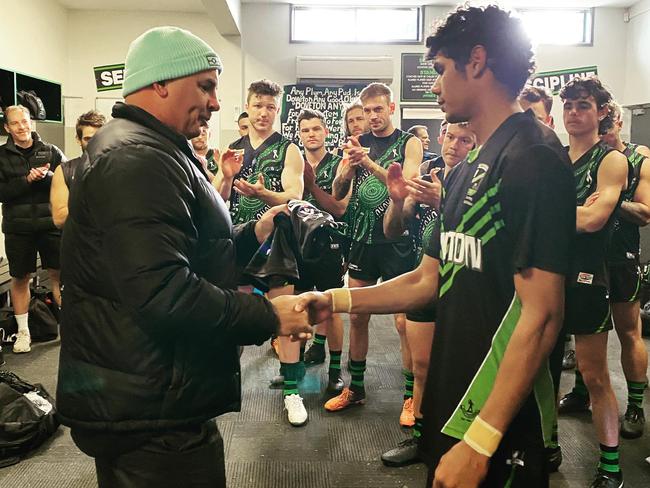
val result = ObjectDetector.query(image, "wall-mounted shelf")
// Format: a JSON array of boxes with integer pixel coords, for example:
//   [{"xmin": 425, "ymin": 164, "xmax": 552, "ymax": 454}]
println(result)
[{"xmin": 0, "ymin": 67, "xmax": 62, "ymax": 125}]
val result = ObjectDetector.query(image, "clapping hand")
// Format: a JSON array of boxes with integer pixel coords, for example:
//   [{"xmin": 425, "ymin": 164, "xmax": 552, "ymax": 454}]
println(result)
[
  {"xmin": 219, "ymin": 149, "xmax": 244, "ymax": 180},
  {"xmin": 234, "ymin": 173, "xmax": 266, "ymax": 197},
  {"xmin": 406, "ymin": 168, "xmax": 442, "ymax": 209},
  {"xmin": 386, "ymin": 163, "xmax": 409, "ymax": 203}
]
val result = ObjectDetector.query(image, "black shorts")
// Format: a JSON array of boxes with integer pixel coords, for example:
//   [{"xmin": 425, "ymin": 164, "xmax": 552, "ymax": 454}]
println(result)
[
  {"xmin": 4, "ymin": 231, "xmax": 61, "ymax": 278},
  {"xmin": 563, "ymin": 285, "xmax": 612, "ymax": 335},
  {"xmin": 609, "ymin": 260, "xmax": 641, "ymax": 303},
  {"xmin": 406, "ymin": 299, "xmax": 437, "ymax": 323},
  {"xmin": 295, "ymin": 255, "xmax": 345, "ymax": 292},
  {"xmin": 347, "ymin": 240, "xmax": 414, "ymax": 282}
]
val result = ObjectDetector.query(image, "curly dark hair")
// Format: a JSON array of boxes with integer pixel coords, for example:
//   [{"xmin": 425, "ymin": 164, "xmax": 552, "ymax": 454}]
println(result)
[
  {"xmin": 559, "ymin": 76, "xmax": 612, "ymax": 109},
  {"xmin": 425, "ymin": 5, "xmax": 535, "ymax": 99},
  {"xmin": 598, "ymin": 100, "xmax": 622, "ymax": 136},
  {"xmin": 75, "ymin": 110, "xmax": 106, "ymax": 139},
  {"xmin": 247, "ymin": 79, "xmax": 282, "ymax": 103}
]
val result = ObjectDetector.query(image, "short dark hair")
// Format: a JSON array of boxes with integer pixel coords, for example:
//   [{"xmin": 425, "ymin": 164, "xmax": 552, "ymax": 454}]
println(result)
[
  {"xmin": 559, "ymin": 76, "xmax": 612, "ymax": 109},
  {"xmin": 247, "ymin": 79, "xmax": 282, "ymax": 103},
  {"xmin": 519, "ymin": 86, "xmax": 553, "ymax": 115},
  {"xmin": 407, "ymin": 125, "xmax": 428, "ymax": 137},
  {"xmin": 237, "ymin": 111, "xmax": 248, "ymax": 122},
  {"xmin": 75, "ymin": 110, "xmax": 106, "ymax": 139},
  {"xmin": 425, "ymin": 5, "xmax": 535, "ymax": 99},
  {"xmin": 298, "ymin": 108, "xmax": 326, "ymax": 128}
]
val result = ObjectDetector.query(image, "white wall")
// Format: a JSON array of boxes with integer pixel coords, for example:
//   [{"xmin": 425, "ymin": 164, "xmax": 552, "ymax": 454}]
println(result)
[
  {"xmin": 65, "ymin": 9, "xmax": 243, "ymax": 157},
  {"xmin": 624, "ymin": 0, "xmax": 650, "ymax": 106},
  {"xmin": 241, "ymin": 4, "xmax": 629, "ymax": 143}
]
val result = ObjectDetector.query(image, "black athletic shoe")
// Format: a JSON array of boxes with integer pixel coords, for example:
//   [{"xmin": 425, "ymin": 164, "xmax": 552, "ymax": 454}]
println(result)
[
  {"xmin": 545, "ymin": 445, "xmax": 563, "ymax": 473},
  {"xmin": 381, "ymin": 437, "xmax": 421, "ymax": 467},
  {"xmin": 558, "ymin": 391, "xmax": 590, "ymax": 414},
  {"xmin": 562, "ymin": 349, "xmax": 576, "ymax": 370},
  {"xmin": 620, "ymin": 404, "xmax": 645, "ymax": 439},
  {"xmin": 327, "ymin": 372, "xmax": 344, "ymax": 393},
  {"xmin": 589, "ymin": 470, "xmax": 623, "ymax": 488},
  {"xmin": 304, "ymin": 344, "xmax": 326, "ymax": 366}
]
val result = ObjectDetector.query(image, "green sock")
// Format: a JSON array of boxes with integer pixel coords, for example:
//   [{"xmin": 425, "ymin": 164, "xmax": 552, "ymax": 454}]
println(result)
[
  {"xmin": 329, "ymin": 350, "xmax": 342, "ymax": 375},
  {"xmin": 627, "ymin": 380, "xmax": 647, "ymax": 408},
  {"xmin": 282, "ymin": 361, "xmax": 304, "ymax": 397},
  {"xmin": 313, "ymin": 334, "xmax": 326, "ymax": 347},
  {"xmin": 403, "ymin": 369, "xmax": 414, "ymax": 400},
  {"xmin": 349, "ymin": 359, "xmax": 366, "ymax": 392},
  {"xmin": 572, "ymin": 370, "xmax": 590, "ymax": 399},
  {"xmin": 598, "ymin": 444, "xmax": 621, "ymax": 474},
  {"xmin": 413, "ymin": 417, "xmax": 423, "ymax": 439},
  {"xmin": 549, "ymin": 420, "xmax": 559, "ymax": 449}
]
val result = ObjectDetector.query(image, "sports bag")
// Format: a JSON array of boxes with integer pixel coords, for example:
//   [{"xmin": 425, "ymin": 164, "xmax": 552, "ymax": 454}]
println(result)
[{"xmin": 16, "ymin": 90, "xmax": 46, "ymax": 120}]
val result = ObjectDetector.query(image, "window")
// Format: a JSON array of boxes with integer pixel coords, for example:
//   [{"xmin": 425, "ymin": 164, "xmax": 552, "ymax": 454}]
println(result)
[
  {"xmin": 291, "ymin": 6, "xmax": 422, "ymax": 43},
  {"xmin": 518, "ymin": 9, "xmax": 593, "ymax": 46}
]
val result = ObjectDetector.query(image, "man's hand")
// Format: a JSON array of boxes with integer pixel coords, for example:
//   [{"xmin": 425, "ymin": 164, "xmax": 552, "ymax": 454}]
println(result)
[
  {"xmin": 254, "ymin": 204, "xmax": 289, "ymax": 243},
  {"xmin": 387, "ymin": 163, "xmax": 410, "ymax": 202},
  {"xmin": 294, "ymin": 291, "xmax": 334, "ymax": 325},
  {"xmin": 219, "ymin": 149, "xmax": 244, "ymax": 179},
  {"xmin": 270, "ymin": 295, "xmax": 314, "ymax": 341},
  {"xmin": 433, "ymin": 441, "xmax": 489, "ymax": 488},
  {"xmin": 26, "ymin": 164, "xmax": 50, "ymax": 183},
  {"xmin": 584, "ymin": 191, "xmax": 600, "ymax": 208},
  {"xmin": 234, "ymin": 174, "xmax": 266, "ymax": 197},
  {"xmin": 407, "ymin": 169, "xmax": 442, "ymax": 209},
  {"xmin": 345, "ymin": 136, "xmax": 372, "ymax": 169},
  {"xmin": 303, "ymin": 162, "xmax": 316, "ymax": 192}
]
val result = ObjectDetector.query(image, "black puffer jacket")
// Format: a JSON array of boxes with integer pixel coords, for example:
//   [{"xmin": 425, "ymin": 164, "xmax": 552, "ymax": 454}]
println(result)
[
  {"xmin": 0, "ymin": 132, "xmax": 65, "ymax": 233},
  {"xmin": 57, "ymin": 103, "xmax": 279, "ymax": 432}
]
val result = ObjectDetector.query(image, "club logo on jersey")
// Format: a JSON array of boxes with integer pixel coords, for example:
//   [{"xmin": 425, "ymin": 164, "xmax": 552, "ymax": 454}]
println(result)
[
  {"xmin": 392, "ymin": 148, "xmax": 399, "ymax": 158},
  {"xmin": 464, "ymin": 163, "xmax": 490, "ymax": 205},
  {"xmin": 460, "ymin": 399, "xmax": 480, "ymax": 421},
  {"xmin": 440, "ymin": 232, "xmax": 483, "ymax": 271},
  {"xmin": 273, "ymin": 149, "xmax": 279, "ymax": 160},
  {"xmin": 577, "ymin": 272, "xmax": 594, "ymax": 285}
]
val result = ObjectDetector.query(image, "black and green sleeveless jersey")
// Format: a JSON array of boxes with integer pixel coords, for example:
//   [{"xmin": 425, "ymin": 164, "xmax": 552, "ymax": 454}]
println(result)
[
  {"xmin": 346, "ymin": 129, "xmax": 414, "ymax": 244},
  {"xmin": 228, "ymin": 132, "xmax": 292, "ymax": 224},
  {"xmin": 570, "ymin": 141, "xmax": 617, "ymax": 287},
  {"xmin": 410, "ymin": 156, "xmax": 444, "ymax": 262},
  {"xmin": 304, "ymin": 152, "xmax": 342, "ymax": 210},
  {"xmin": 205, "ymin": 149, "xmax": 218, "ymax": 174},
  {"xmin": 608, "ymin": 143, "xmax": 647, "ymax": 263},
  {"xmin": 420, "ymin": 112, "xmax": 575, "ymax": 467}
]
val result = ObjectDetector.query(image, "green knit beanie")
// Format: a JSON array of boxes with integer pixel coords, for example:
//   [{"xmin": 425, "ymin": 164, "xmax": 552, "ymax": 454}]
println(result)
[{"xmin": 122, "ymin": 26, "xmax": 223, "ymax": 97}]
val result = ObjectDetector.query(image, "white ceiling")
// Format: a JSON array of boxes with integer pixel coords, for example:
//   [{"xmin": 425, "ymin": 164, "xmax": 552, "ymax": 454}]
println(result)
[
  {"xmin": 57, "ymin": 0, "xmax": 637, "ymax": 11},
  {"xmin": 57, "ymin": 0, "xmax": 205, "ymax": 12}
]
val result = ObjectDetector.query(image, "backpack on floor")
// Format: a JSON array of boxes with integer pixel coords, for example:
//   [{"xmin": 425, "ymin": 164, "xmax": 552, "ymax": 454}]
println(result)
[{"xmin": 0, "ymin": 371, "xmax": 60, "ymax": 468}]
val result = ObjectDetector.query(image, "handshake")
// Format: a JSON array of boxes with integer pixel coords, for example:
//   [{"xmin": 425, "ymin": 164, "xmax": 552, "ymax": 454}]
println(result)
[{"xmin": 270, "ymin": 291, "xmax": 336, "ymax": 340}]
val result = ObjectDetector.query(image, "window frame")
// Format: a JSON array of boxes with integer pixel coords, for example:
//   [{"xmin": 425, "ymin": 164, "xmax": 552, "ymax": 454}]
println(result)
[
  {"xmin": 289, "ymin": 5, "xmax": 424, "ymax": 45},
  {"xmin": 518, "ymin": 7, "xmax": 594, "ymax": 47}
]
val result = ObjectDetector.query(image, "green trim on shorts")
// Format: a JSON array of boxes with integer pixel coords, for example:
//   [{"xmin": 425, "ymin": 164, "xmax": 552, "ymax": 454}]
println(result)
[
  {"xmin": 593, "ymin": 307, "xmax": 612, "ymax": 335},
  {"xmin": 628, "ymin": 273, "xmax": 641, "ymax": 302}
]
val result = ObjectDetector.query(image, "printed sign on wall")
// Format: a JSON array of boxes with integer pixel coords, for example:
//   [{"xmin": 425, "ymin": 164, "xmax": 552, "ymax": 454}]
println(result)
[
  {"xmin": 401, "ymin": 53, "xmax": 438, "ymax": 103},
  {"xmin": 528, "ymin": 66, "xmax": 598, "ymax": 95},
  {"xmin": 280, "ymin": 84, "xmax": 365, "ymax": 150},
  {"xmin": 94, "ymin": 64, "xmax": 125, "ymax": 92}
]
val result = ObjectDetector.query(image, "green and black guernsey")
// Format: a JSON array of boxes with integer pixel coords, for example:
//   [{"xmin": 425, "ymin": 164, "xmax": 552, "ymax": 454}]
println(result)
[
  {"xmin": 304, "ymin": 152, "xmax": 342, "ymax": 209},
  {"xmin": 569, "ymin": 141, "xmax": 617, "ymax": 287},
  {"xmin": 228, "ymin": 132, "xmax": 292, "ymax": 224},
  {"xmin": 608, "ymin": 143, "xmax": 647, "ymax": 263},
  {"xmin": 419, "ymin": 112, "xmax": 575, "ymax": 467},
  {"xmin": 410, "ymin": 156, "xmax": 444, "ymax": 262},
  {"xmin": 346, "ymin": 129, "xmax": 414, "ymax": 244}
]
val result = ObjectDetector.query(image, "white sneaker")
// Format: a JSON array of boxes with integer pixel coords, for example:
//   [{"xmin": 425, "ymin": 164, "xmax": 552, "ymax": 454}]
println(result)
[
  {"xmin": 13, "ymin": 330, "xmax": 31, "ymax": 353},
  {"xmin": 284, "ymin": 394, "xmax": 308, "ymax": 427}
]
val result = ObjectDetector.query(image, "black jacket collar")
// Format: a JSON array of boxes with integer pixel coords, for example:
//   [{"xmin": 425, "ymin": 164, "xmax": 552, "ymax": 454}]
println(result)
[{"xmin": 4, "ymin": 131, "xmax": 42, "ymax": 155}]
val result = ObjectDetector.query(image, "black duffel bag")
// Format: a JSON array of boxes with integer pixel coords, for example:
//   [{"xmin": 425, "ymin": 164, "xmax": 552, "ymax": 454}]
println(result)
[{"xmin": 0, "ymin": 371, "xmax": 59, "ymax": 467}]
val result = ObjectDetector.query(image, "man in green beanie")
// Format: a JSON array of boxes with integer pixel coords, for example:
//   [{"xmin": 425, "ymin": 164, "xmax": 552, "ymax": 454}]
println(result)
[{"xmin": 56, "ymin": 26, "xmax": 312, "ymax": 488}]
